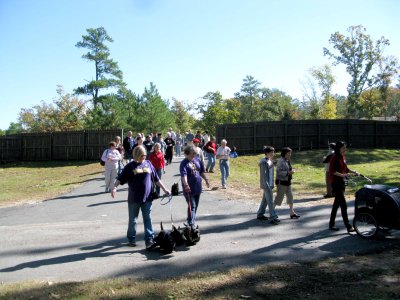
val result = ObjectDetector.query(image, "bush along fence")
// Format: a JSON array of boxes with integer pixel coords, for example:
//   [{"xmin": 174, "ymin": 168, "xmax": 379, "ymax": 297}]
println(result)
[
  {"xmin": 0, "ymin": 129, "xmax": 123, "ymax": 162},
  {"xmin": 216, "ymin": 119, "xmax": 400, "ymax": 154}
]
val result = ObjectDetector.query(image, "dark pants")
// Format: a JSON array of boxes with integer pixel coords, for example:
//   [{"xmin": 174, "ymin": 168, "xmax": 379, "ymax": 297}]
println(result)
[{"xmin": 329, "ymin": 183, "xmax": 351, "ymax": 229}]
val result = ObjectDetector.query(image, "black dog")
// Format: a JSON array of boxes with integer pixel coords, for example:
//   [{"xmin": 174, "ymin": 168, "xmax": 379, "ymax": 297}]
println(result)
[
  {"xmin": 182, "ymin": 223, "xmax": 201, "ymax": 246},
  {"xmin": 154, "ymin": 222, "xmax": 186, "ymax": 253},
  {"xmin": 171, "ymin": 183, "xmax": 179, "ymax": 196}
]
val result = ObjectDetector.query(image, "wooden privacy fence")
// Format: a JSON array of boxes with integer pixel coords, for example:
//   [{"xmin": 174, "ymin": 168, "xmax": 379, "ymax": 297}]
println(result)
[
  {"xmin": 216, "ymin": 119, "xmax": 400, "ymax": 154},
  {"xmin": 0, "ymin": 129, "xmax": 123, "ymax": 162}
]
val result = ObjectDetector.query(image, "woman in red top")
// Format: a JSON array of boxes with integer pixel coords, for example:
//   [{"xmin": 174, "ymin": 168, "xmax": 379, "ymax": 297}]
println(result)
[
  {"xmin": 328, "ymin": 141, "xmax": 359, "ymax": 232},
  {"xmin": 149, "ymin": 143, "xmax": 165, "ymax": 197}
]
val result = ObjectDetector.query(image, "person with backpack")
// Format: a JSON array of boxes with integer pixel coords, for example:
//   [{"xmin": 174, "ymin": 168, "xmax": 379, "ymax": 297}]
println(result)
[{"xmin": 274, "ymin": 147, "xmax": 300, "ymax": 219}]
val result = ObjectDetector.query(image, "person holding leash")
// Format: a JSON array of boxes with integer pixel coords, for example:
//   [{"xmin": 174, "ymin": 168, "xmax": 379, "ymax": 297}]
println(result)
[
  {"xmin": 328, "ymin": 141, "xmax": 358, "ymax": 232},
  {"xmin": 111, "ymin": 145, "xmax": 171, "ymax": 249},
  {"xmin": 180, "ymin": 146, "xmax": 210, "ymax": 226}
]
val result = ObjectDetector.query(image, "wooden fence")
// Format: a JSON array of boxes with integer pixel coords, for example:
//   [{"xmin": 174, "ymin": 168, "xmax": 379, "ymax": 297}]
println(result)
[
  {"xmin": 0, "ymin": 129, "xmax": 123, "ymax": 162},
  {"xmin": 216, "ymin": 119, "xmax": 400, "ymax": 154}
]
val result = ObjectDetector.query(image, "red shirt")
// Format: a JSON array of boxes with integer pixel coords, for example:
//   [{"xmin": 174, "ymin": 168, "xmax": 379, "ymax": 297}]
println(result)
[
  {"xmin": 204, "ymin": 141, "xmax": 217, "ymax": 154},
  {"xmin": 329, "ymin": 154, "xmax": 350, "ymax": 185},
  {"xmin": 149, "ymin": 151, "xmax": 165, "ymax": 170}
]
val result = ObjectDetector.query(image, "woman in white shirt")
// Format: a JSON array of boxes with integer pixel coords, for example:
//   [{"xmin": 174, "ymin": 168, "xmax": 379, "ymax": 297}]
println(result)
[{"xmin": 101, "ymin": 141, "xmax": 122, "ymax": 193}]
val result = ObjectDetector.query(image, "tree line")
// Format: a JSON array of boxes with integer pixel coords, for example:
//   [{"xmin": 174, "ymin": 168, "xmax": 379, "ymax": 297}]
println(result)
[{"xmin": 2, "ymin": 25, "xmax": 399, "ymax": 137}]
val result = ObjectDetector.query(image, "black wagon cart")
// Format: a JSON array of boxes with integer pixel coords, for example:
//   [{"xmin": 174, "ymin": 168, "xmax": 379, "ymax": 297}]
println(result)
[{"xmin": 353, "ymin": 184, "xmax": 400, "ymax": 239}]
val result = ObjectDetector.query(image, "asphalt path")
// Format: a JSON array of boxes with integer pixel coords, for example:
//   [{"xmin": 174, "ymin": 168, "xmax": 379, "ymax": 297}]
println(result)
[{"xmin": 1, "ymin": 157, "xmax": 399, "ymax": 283}]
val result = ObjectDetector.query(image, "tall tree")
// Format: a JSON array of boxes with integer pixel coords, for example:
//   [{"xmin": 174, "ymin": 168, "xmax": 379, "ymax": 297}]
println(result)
[
  {"xmin": 75, "ymin": 27, "xmax": 125, "ymax": 109},
  {"xmin": 135, "ymin": 83, "xmax": 175, "ymax": 134},
  {"xmin": 235, "ymin": 75, "xmax": 261, "ymax": 122},
  {"xmin": 323, "ymin": 25, "xmax": 397, "ymax": 118}
]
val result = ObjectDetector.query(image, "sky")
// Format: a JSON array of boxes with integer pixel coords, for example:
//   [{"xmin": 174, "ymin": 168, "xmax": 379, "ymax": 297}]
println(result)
[{"xmin": 0, "ymin": 0, "xmax": 399, "ymax": 130}]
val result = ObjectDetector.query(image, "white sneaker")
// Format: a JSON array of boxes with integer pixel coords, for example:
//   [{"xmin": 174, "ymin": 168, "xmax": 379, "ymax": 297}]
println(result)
[{"xmin": 222, "ymin": 185, "xmax": 226, "ymax": 189}]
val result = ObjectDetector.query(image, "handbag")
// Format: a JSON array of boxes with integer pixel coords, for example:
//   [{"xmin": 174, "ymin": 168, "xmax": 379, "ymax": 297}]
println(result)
[
  {"xmin": 100, "ymin": 149, "xmax": 109, "ymax": 166},
  {"xmin": 151, "ymin": 176, "xmax": 159, "ymax": 200}
]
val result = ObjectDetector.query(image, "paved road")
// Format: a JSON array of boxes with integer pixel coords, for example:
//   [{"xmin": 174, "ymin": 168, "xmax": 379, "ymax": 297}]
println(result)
[{"xmin": 1, "ymin": 157, "xmax": 399, "ymax": 283}]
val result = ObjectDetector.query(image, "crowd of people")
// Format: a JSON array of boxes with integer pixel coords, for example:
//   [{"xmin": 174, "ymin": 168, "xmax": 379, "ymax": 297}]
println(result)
[
  {"xmin": 102, "ymin": 128, "xmax": 222, "ymax": 249},
  {"xmin": 101, "ymin": 129, "xmax": 358, "ymax": 249}
]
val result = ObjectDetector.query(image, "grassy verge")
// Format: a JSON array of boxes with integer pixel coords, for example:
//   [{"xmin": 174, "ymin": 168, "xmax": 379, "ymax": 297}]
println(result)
[
  {"xmin": 0, "ymin": 161, "xmax": 102, "ymax": 206},
  {"xmin": 1, "ymin": 244, "xmax": 400, "ymax": 299},
  {"xmin": 208, "ymin": 148, "xmax": 400, "ymax": 200}
]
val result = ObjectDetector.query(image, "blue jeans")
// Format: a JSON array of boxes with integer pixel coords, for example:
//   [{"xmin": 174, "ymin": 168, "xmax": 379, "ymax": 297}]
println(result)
[
  {"xmin": 184, "ymin": 193, "xmax": 200, "ymax": 225},
  {"xmin": 127, "ymin": 200, "xmax": 154, "ymax": 244},
  {"xmin": 156, "ymin": 169, "xmax": 163, "ymax": 196},
  {"xmin": 176, "ymin": 145, "xmax": 181, "ymax": 157},
  {"xmin": 257, "ymin": 188, "xmax": 278, "ymax": 219},
  {"xmin": 206, "ymin": 152, "xmax": 216, "ymax": 171},
  {"xmin": 219, "ymin": 159, "xmax": 230, "ymax": 186}
]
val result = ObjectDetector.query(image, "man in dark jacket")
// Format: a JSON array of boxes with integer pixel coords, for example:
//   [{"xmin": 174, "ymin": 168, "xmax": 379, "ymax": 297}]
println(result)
[{"xmin": 123, "ymin": 131, "xmax": 134, "ymax": 162}]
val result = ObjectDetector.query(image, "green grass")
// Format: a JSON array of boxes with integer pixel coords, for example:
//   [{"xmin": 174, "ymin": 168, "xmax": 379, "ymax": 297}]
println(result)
[
  {"xmin": 0, "ymin": 161, "xmax": 102, "ymax": 205},
  {"xmin": 218, "ymin": 148, "xmax": 400, "ymax": 197}
]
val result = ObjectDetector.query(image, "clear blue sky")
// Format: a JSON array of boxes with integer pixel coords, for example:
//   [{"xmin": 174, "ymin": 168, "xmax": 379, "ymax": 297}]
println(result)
[{"xmin": 1, "ymin": 0, "xmax": 399, "ymax": 130}]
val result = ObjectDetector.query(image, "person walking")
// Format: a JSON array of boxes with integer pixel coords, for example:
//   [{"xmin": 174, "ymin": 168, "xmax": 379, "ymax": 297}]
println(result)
[
  {"xmin": 185, "ymin": 130, "xmax": 194, "ymax": 147},
  {"xmin": 111, "ymin": 145, "xmax": 170, "ymax": 249},
  {"xmin": 180, "ymin": 146, "xmax": 210, "ymax": 225},
  {"xmin": 216, "ymin": 139, "xmax": 231, "ymax": 189},
  {"xmin": 101, "ymin": 141, "xmax": 122, "ymax": 193},
  {"xmin": 203, "ymin": 136, "xmax": 217, "ymax": 172},
  {"xmin": 149, "ymin": 143, "xmax": 166, "ymax": 197},
  {"xmin": 257, "ymin": 146, "xmax": 280, "ymax": 225},
  {"xmin": 175, "ymin": 131, "xmax": 183, "ymax": 157},
  {"xmin": 192, "ymin": 138, "xmax": 205, "ymax": 163},
  {"xmin": 328, "ymin": 141, "xmax": 358, "ymax": 232},
  {"xmin": 143, "ymin": 135, "xmax": 154, "ymax": 157},
  {"xmin": 114, "ymin": 136, "xmax": 124, "ymax": 175},
  {"xmin": 122, "ymin": 131, "xmax": 134, "ymax": 163},
  {"xmin": 274, "ymin": 147, "xmax": 300, "ymax": 219},
  {"xmin": 164, "ymin": 132, "xmax": 175, "ymax": 165}
]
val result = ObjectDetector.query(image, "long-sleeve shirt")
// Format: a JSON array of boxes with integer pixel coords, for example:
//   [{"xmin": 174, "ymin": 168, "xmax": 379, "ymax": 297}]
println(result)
[
  {"xmin": 259, "ymin": 157, "xmax": 274, "ymax": 190},
  {"xmin": 275, "ymin": 157, "xmax": 292, "ymax": 185},
  {"xmin": 102, "ymin": 149, "xmax": 121, "ymax": 168}
]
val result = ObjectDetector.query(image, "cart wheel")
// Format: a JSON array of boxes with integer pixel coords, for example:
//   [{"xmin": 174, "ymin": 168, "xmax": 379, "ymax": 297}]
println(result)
[{"xmin": 353, "ymin": 210, "xmax": 379, "ymax": 239}]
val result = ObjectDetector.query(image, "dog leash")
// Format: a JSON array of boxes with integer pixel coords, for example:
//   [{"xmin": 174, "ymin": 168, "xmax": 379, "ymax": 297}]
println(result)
[
  {"xmin": 160, "ymin": 194, "xmax": 174, "ymax": 224},
  {"xmin": 184, "ymin": 190, "xmax": 193, "ymax": 223}
]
